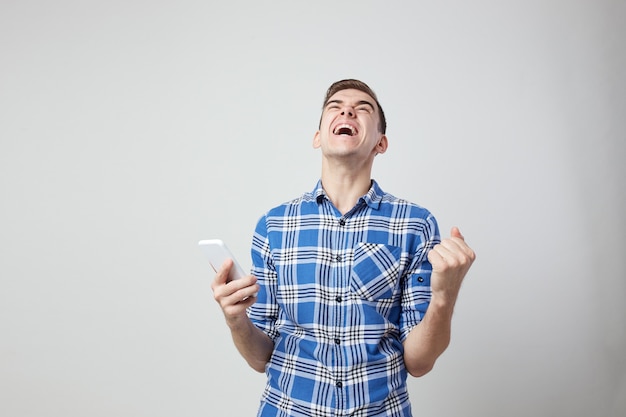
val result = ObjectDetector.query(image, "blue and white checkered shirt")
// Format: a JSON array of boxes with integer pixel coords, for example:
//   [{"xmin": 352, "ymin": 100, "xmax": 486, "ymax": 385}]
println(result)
[{"xmin": 248, "ymin": 180, "xmax": 439, "ymax": 417}]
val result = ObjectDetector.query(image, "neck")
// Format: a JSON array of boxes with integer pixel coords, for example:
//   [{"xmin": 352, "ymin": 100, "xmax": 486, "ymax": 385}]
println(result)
[{"xmin": 320, "ymin": 161, "xmax": 373, "ymax": 215}]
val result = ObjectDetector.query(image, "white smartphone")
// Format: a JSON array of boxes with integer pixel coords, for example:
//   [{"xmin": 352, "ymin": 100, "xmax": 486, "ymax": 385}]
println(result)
[{"xmin": 198, "ymin": 239, "xmax": 246, "ymax": 281}]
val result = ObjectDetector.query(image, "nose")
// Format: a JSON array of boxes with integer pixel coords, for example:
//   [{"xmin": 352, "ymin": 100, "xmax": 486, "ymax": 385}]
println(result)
[{"xmin": 340, "ymin": 106, "xmax": 355, "ymax": 117}]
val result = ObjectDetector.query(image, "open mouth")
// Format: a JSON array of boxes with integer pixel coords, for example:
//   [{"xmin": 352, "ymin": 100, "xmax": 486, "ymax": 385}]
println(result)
[{"xmin": 333, "ymin": 124, "xmax": 357, "ymax": 136}]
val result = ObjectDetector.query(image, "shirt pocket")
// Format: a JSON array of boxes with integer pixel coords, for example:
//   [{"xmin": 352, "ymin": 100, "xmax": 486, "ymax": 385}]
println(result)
[{"xmin": 350, "ymin": 242, "xmax": 403, "ymax": 301}]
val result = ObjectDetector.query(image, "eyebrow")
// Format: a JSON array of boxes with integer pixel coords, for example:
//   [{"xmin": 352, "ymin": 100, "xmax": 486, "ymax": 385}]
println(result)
[{"xmin": 325, "ymin": 99, "xmax": 375, "ymax": 111}]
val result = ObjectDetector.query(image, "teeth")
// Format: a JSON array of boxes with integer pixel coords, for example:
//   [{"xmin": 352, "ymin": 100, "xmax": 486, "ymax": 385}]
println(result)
[{"xmin": 333, "ymin": 124, "xmax": 356, "ymax": 135}]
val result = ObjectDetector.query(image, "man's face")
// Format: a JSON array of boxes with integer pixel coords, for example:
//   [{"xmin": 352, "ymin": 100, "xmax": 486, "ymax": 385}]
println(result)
[{"xmin": 314, "ymin": 89, "xmax": 387, "ymax": 161}]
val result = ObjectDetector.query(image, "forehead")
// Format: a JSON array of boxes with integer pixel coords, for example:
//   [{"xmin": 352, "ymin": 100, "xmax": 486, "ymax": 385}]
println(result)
[{"xmin": 325, "ymin": 88, "xmax": 376, "ymax": 106}]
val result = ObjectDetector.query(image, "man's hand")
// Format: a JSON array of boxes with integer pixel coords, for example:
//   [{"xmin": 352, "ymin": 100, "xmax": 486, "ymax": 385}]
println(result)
[
  {"xmin": 210, "ymin": 259, "xmax": 259, "ymax": 325},
  {"xmin": 209, "ymin": 259, "xmax": 273, "ymax": 372},
  {"xmin": 403, "ymin": 227, "xmax": 476, "ymax": 377},
  {"xmin": 427, "ymin": 226, "xmax": 476, "ymax": 306}
]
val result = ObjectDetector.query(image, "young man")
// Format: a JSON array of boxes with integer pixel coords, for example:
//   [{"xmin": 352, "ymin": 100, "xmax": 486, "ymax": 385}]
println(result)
[{"xmin": 211, "ymin": 79, "xmax": 476, "ymax": 416}]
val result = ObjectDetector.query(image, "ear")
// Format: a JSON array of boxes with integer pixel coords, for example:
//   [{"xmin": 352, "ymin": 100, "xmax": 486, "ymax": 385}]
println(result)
[
  {"xmin": 375, "ymin": 135, "xmax": 388, "ymax": 155},
  {"xmin": 312, "ymin": 130, "xmax": 321, "ymax": 149}
]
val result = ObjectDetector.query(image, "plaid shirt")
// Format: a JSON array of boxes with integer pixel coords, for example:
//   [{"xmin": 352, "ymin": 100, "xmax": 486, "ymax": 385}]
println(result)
[{"xmin": 248, "ymin": 180, "xmax": 439, "ymax": 417}]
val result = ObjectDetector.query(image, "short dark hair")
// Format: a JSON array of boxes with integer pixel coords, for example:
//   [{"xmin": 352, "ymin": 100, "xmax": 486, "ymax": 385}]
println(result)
[{"xmin": 320, "ymin": 79, "xmax": 387, "ymax": 134}]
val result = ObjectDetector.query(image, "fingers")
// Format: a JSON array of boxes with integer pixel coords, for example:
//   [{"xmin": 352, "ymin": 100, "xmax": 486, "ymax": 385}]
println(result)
[
  {"xmin": 445, "ymin": 227, "xmax": 474, "ymax": 256},
  {"xmin": 211, "ymin": 261, "xmax": 259, "ymax": 317},
  {"xmin": 428, "ymin": 243, "xmax": 464, "ymax": 270},
  {"xmin": 427, "ymin": 227, "xmax": 476, "ymax": 270},
  {"xmin": 212, "ymin": 258, "xmax": 233, "ymax": 287},
  {"xmin": 450, "ymin": 226, "xmax": 464, "ymax": 240},
  {"xmin": 219, "ymin": 277, "xmax": 258, "ymax": 303}
]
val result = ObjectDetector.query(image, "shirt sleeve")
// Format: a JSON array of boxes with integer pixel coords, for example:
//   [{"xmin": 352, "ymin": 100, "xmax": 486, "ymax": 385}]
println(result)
[
  {"xmin": 399, "ymin": 212, "xmax": 440, "ymax": 342},
  {"xmin": 247, "ymin": 214, "xmax": 280, "ymax": 341}
]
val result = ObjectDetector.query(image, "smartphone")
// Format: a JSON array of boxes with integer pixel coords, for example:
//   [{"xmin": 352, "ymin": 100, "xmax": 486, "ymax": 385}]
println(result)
[{"xmin": 198, "ymin": 239, "xmax": 246, "ymax": 282}]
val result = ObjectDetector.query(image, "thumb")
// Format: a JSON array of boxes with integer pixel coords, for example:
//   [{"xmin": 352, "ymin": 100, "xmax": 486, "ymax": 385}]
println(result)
[
  {"xmin": 214, "ymin": 258, "xmax": 233, "ymax": 285},
  {"xmin": 451, "ymin": 226, "xmax": 464, "ymax": 240}
]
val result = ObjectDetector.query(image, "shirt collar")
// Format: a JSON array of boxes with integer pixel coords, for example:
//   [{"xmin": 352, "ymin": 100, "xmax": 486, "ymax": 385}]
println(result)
[{"xmin": 313, "ymin": 179, "xmax": 384, "ymax": 210}]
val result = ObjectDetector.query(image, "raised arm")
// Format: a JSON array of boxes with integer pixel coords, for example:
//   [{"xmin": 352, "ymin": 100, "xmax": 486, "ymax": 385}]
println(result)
[{"xmin": 403, "ymin": 227, "xmax": 476, "ymax": 377}]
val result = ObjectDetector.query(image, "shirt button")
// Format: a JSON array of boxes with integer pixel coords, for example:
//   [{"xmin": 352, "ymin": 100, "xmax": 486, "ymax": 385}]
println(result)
[
  {"xmin": 336, "ymin": 255, "xmax": 342, "ymax": 262},
  {"xmin": 417, "ymin": 276, "xmax": 424, "ymax": 283},
  {"xmin": 336, "ymin": 381, "xmax": 343, "ymax": 388},
  {"xmin": 335, "ymin": 338, "xmax": 341, "ymax": 345},
  {"xmin": 338, "ymin": 218, "xmax": 346, "ymax": 226},
  {"xmin": 336, "ymin": 296, "xmax": 342, "ymax": 303}
]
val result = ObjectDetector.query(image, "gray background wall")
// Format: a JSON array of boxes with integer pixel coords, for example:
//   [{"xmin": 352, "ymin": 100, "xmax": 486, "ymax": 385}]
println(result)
[{"xmin": 1, "ymin": 1, "xmax": 624, "ymax": 416}]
